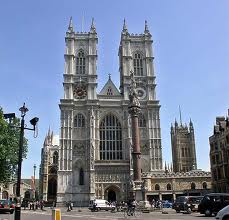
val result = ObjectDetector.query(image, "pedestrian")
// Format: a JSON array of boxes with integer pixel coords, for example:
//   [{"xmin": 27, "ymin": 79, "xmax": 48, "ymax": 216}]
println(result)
[
  {"xmin": 70, "ymin": 201, "xmax": 73, "ymax": 210},
  {"xmin": 67, "ymin": 201, "xmax": 71, "ymax": 212},
  {"xmin": 40, "ymin": 200, "xmax": 44, "ymax": 211}
]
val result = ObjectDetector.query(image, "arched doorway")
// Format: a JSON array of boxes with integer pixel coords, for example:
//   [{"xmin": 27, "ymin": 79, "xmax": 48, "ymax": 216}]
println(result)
[
  {"xmin": 47, "ymin": 178, "xmax": 57, "ymax": 201},
  {"xmin": 105, "ymin": 185, "xmax": 121, "ymax": 201},
  {"xmin": 108, "ymin": 190, "xmax": 116, "ymax": 202}
]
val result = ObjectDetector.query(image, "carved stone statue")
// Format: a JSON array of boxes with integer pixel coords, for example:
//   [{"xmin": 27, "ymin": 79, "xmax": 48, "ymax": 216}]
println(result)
[{"xmin": 129, "ymin": 71, "xmax": 140, "ymax": 108}]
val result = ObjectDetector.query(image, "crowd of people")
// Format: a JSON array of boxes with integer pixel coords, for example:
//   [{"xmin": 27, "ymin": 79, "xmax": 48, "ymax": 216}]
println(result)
[{"xmin": 22, "ymin": 199, "xmax": 45, "ymax": 210}]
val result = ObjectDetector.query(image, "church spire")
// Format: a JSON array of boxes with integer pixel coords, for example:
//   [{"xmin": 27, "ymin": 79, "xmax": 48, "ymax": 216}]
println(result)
[
  {"xmin": 90, "ymin": 17, "xmax": 96, "ymax": 33},
  {"xmin": 68, "ymin": 16, "xmax": 74, "ymax": 33},
  {"xmin": 122, "ymin": 18, "xmax": 128, "ymax": 33},
  {"xmin": 144, "ymin": 20, "xmax": 150, "ymax": 34}
]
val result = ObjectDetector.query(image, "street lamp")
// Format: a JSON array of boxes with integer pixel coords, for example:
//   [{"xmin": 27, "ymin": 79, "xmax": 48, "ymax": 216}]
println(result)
[
  {"xmin": 13, "ymin": 103, "xmax": 39, "ymax": 220},
  {"xmin": 33, "ymin": 164, "xmax": 36, "ymax": 200}
]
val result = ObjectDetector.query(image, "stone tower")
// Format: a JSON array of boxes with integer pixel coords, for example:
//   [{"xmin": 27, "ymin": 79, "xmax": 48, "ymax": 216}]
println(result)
[
  {"xmin": 57, "ymin": 18, "xmax": 163, "ymax": 206},
  {"xmin": 171, "ymin": 119, "xmax": 197, "ymax": 173},
  {"xmin": 57, "ymin": 17, "xmax": 98, "ymax": 205},
  {"xmin": 119, "ymin": 20, "xmax": 163, "ymax": 171}
]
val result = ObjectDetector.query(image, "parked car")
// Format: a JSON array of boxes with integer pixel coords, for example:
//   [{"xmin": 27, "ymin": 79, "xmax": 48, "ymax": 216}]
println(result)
[
  {"xmin": 138, "ymin": 200, "xmax": 151, "ymax": 211},
  {"xmin": 172, "ymin": 196, "xmax": 203, "ymax": 213},
  {"xmin": 88, "ymin": 199, "xmax": 115, "ymax": 212},
  {"xmin": 0, "ymin": 199, "xmax": 15, "ymax": 214},
  {"xmin": 198, "ymin": 193, "xmax": 229, "ymax": 217},
  {"xmin": 162, "ymin": 200, "xmax": 173, "ymax": 208},
  {"xmin": 215, "ymin": 205, "xmax": 229, "ymax": 220}
]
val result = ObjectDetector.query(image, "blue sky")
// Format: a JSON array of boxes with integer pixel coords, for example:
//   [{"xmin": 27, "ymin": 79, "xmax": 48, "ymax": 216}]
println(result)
[{"xmin": 0, "ymin": 0, "xmax": 228, "ymax": 178}]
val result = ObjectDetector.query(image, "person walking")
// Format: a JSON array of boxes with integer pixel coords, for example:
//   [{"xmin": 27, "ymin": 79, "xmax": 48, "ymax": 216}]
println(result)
[{"xmin": 67, "ymin": 201, "xmax": 72, "ymax": 212}]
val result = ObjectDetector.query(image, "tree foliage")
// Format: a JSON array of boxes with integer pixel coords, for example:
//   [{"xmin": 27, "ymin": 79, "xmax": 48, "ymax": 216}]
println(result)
[{"xmin": 0, "ymin": 107, "xmax": 28, "ymax": 183}]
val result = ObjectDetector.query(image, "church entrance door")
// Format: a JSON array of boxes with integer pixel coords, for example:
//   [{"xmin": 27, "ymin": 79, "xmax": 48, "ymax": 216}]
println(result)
[
  {"xmin": 47, "ymin": 178, "xmax": 57, "ymax": 202},
  {"xmin": 108, "ymin": 190, "xmax": 116, "ymax": 202}
]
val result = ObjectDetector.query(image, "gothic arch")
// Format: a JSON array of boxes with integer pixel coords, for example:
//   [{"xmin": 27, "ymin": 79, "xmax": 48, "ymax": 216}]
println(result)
[
  {"xmin": 104, "ymin": 184, "xmax": 121, "ymax": 202},
  {"xmin": 203, "ymin": 182, "xmax": 207, "ymax": 189},
  {"xmin": 131, "ymin": 50, "xmax": 145, "ymax": 58},
  {"xmin": 155, "ymin": 184, "xmax": 160, "ymax": 191},
  {"xmin": 99, "ymin": 110, "xmax": 122, "ymax": 126},
  {"xmin": 75, "ymin": 49, "xmax": 87, "ymax": 75},
  {"xmin": 138, "ymin": 112, "xmax": 146, "ymax": 127},
  {"xmin": 53, "ymin": 151, "xmax": 58, "ymax": 164},
  {"xmin": 73, "ymin": 159, "xmax": 85, "ymax": 186},
  {"xmin": 191, "ymin": 182, "xmax": 196, "ymax": 190},
  {"xmin": 76, "ymin": 48, "xmax": 88, "ymax": 56},
  {"xmin": 132, "ymin": 50, "xmax": 145, "ymax": 76},
  {"xmin": 73, "ymin": 159, "xmax": 85, "ymax": 169},
  {"xmin": 104, "ymin": 184, "xmax": 121, "ymax": 192},
  {"xmin": 74, "ymin": 113, "xmax": 86, "ymax": 128},
  {"xmin": 167, "ymin": 183, "xmax": 172, "ymax": 190}
]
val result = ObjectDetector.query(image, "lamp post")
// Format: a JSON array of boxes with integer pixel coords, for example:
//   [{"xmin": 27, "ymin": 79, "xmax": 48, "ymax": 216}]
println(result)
[
  {"xmin": 14, "ymin": 103, "xmax": 39, "ymax": 220},
  {"xmin": 33, "ymin": 164, "xmax": 36, "ymax": 200}
]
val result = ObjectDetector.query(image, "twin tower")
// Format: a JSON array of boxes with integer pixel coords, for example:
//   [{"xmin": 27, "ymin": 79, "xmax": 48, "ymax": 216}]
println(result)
[
  {"xmin": 56, "ymin": 18, "xmax": 196, "ymax": 205},
  {"xmin": 57, "ymin": 18, "xmax": 163, "ymax": 205}
]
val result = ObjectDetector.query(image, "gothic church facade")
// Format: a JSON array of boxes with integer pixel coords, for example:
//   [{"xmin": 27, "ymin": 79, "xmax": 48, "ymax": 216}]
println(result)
[{"xmin": 57, "ymin": 18, "xmax": 163, "ymax": 205}]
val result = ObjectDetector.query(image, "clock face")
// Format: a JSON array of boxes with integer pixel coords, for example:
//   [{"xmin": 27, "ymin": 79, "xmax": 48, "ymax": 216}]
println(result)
[
  {"xmin": 136, "ymin": 87, "xmax": 146, "ymax": 100},
  {"xmin": 73, "ymin": 87, "xmax": 87, "ymax": 99}
]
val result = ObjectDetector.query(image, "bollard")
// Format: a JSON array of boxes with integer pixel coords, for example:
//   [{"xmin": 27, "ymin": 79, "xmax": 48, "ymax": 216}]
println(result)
[{"xmin": 52, "ymin": 208, "xmax": 61, "ymax": 220}]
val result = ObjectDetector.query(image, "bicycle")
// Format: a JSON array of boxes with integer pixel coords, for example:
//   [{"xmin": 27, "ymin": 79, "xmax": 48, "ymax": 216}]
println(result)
[{"xmin": 123, "ymin": 205, "xmax": 141, "ymax": 218}]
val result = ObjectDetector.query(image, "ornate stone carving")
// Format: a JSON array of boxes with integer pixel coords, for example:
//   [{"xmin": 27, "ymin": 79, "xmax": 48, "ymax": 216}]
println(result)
[{"xmin": 73, "ymin": 144, "xmax": 85, "ymax": 156}]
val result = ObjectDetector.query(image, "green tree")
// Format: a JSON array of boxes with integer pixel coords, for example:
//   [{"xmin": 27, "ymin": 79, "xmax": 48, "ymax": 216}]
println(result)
[{"xmin": 0, "ymin": 107, "xmax": 28, "ymax": 183}]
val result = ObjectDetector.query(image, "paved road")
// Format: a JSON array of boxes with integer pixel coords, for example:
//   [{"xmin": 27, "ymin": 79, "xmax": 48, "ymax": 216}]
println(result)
[{"xmin": 0, "ymin": 208, "xmax": 216, "ymax": 220}]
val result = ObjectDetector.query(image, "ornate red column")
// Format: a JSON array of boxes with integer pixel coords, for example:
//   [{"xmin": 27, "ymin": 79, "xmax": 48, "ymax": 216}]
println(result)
[{"xmin": 129, "ymin": 109, "xmax": 141, "ymax": 181}]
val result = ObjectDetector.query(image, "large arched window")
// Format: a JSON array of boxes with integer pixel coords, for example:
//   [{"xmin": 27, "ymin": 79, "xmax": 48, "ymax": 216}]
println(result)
[
  {"xmin": 191, "ymin": 182, "xmax": 196, "ymax": 190},
  {"xmin": 99, "ymin": 114, "xmax": 122, "ymax": 160},
  {"xmin": 53, "ymin": 151, "xmax": 58, "ymax": 164},
  {"xmin": 138, "ymin": 113, "xmax": 146, "ymax": 127},
  {"xmin": 76, "ymin": 50, "xmax": 86, "ymax": 74},
  {"xmin": 79, "ymin": 168, "xmax": 84, "ymax": 185},
  {"xmin": 155, "ymin": 184, "xmax": 160, "ymax": 191},
  {"xmin": 74, "ymin": 113, "xmax": 85, "ymax": 128},
  {"xmin": 133, "ymin": 53, "xmax": 143, "ymax": 76}
]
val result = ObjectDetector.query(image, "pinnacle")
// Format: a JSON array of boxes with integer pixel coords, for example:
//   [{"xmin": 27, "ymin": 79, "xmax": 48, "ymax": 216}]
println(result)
[
  {"xmin": 68, "ymin": 16, "xmax": 74, "ymax": 32},
  {"xmin": 122, "ymin": 18, "xmax": 128, "ymax": 33}
]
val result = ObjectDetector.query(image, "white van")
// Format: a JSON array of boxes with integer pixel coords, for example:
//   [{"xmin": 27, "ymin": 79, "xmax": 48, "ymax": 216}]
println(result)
[{"xmin": 88, "ymin": 199, "xmax": 115, "ymax": 212}]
